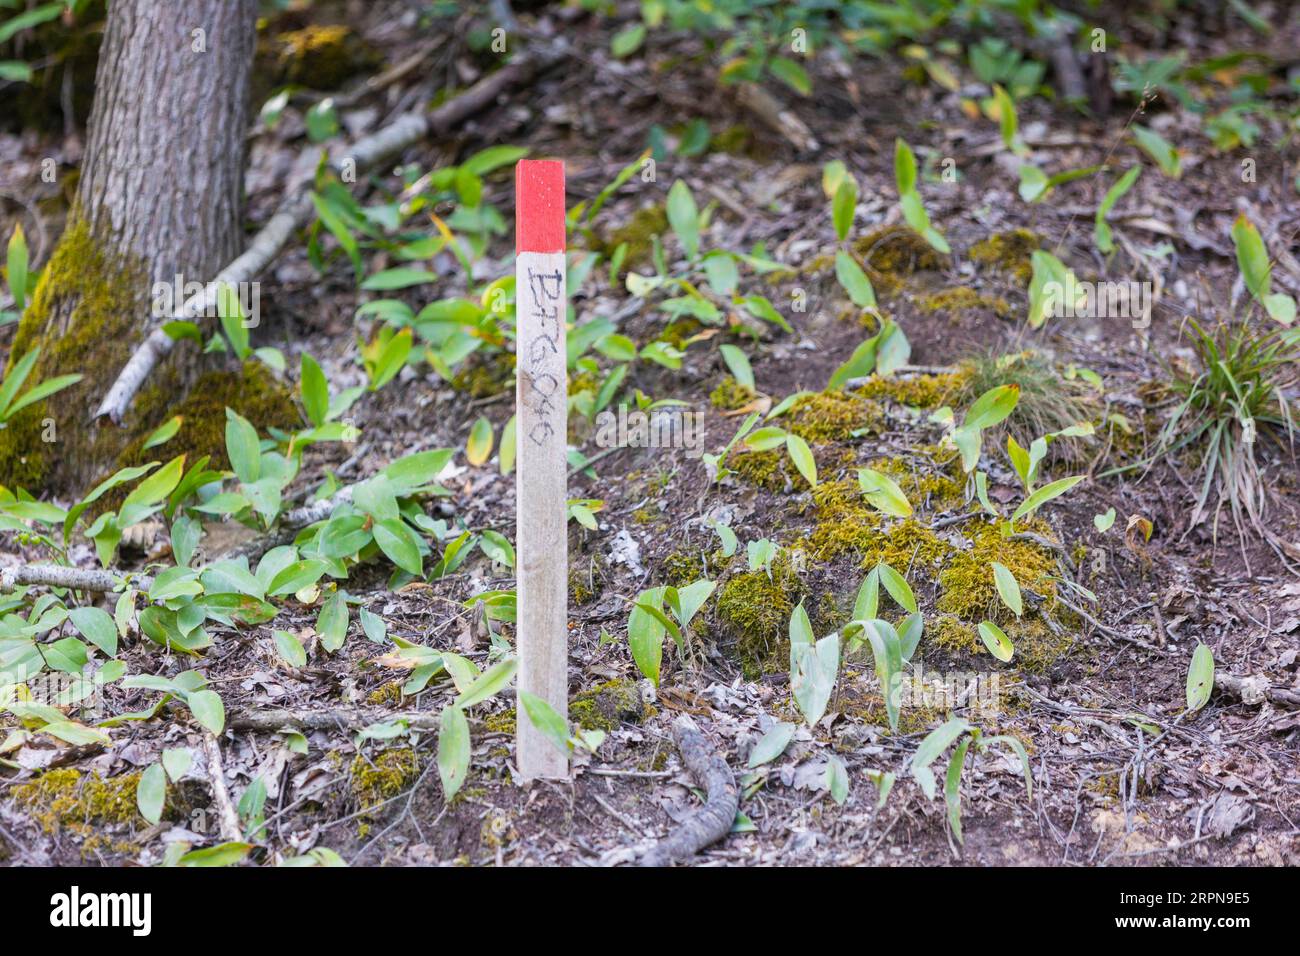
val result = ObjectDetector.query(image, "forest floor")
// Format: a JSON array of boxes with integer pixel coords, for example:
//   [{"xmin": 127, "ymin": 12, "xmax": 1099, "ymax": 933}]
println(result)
[{"xmin": 2, "ymin": 2, "xmax": 1299, "ymax": 867}]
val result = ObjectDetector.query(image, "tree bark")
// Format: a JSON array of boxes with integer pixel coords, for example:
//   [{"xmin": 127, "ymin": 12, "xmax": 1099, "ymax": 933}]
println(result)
[
  {"xmin": 0, "ymin": 0, "xmax": 257, "ymax": 494},
  {"xmin": 78, "ymin": 0, "xmax": 254, "ymax": 283}
]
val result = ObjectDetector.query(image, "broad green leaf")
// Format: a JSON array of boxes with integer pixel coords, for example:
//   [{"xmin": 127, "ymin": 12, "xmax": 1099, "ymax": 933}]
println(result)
[
  {"xmin": 834, "ymin": 251, "xmax": 876, "ymax": 311},
  {"xmin": 224, "ymin": 410, "xmax": 261, "ymax": 484},
  {"xmin": 68, "ymin": 606, "xmax": 117, "ymax": 657},
  {"xmin": 832, "ymin": 178, "xmax": 858, "ymax": 242},
  {"xmin": 945, "ymin": 737, "xmax": 971, "ymax": 844},
  {"xmin": 876, "ymin": 562, "xmax": 918, "ymax": 614},
  {"xmin": 188, "ymin": 689, "xmax": 225, "ymax": 735},
  {"xmin": 453, "ymin": 656, "xmax": 518, "ymax": 709},
  {"xmin": 747, "ymin": 722, "xmax": 795, "ymax": 768},
  {"xmin": 317, "ymin": 591, "xmax": 349, "ymax": 653},
  {"xmin": 437, "ymin": 705, "xmax": 470, "ymax": 798},
  {"xmin": 137, "ymin": 763, "xmax": 166, "ymax": 825},
  {"xmin": 1186, "ymin": 643, "xmax": 1214, "ymax": 713},
  {"xmin": 519, "ymin": 691, "xmax": 571, "ymax": 756},
  {"xmin": 374, "ymin": 519, "xmax": 423, "ymax": 576},
  {"xmin": 1011, "ymin": 475, "xmax": 1084, "ymax": 522},
  {"xmin": 978, "ymin": 620, "xmax": 1014, "ymax": 662},
  {"xmin": 785, "ymin": 433, "xmax": 817, "ymax": 487},
  {"xmin": 1094, "ymin": 166, "xmax": 1141, "ymax": 254},
  {"xmin": 990, "ymin": 562, "xmax": 1023, "ymax": 616},
  {"xmin": 858, "ymin": 468, "xmax": 913, "ymax": 517},
  {"xmin": 826, "ymin": 753, "xmax": 849, "ymax": 805},
  {"xmin": 666, "ymin": 179, "xmax": 699, "ymax": 260},
  {"xmin": 273, "ymin": 629, "xmax": 307, "ymax": 668},
  {"xmin": 300, "ymin": 353, "xmax": 329, "ymax": 427}
]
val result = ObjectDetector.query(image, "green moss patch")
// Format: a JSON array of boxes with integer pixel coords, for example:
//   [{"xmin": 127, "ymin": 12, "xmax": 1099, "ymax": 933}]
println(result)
[{"xmin": 715, "ymin": 554, "xmax": 805, "ymax": 678}]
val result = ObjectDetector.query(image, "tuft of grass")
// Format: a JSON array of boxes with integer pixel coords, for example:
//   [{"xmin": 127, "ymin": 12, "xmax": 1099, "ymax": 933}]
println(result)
[
  {"xmin": 1117, "ymin": 318, "xmax": 1298, "ymax": 561},
  {"xmin": 956, "ymin": 350, "xmax": 1098, "ymax": 455}
]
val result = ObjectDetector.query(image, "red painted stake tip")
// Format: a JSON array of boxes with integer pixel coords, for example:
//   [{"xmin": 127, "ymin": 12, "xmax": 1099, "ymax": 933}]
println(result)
[{"xmin": 515, "ymin": 159, "xmax": 566, "ymax": 254}]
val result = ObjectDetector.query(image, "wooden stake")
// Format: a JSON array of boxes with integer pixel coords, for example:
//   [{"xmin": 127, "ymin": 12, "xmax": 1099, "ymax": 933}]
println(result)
[{"xmin": 514, "ymin": 159, "xmax": 569, "ymax": 780}]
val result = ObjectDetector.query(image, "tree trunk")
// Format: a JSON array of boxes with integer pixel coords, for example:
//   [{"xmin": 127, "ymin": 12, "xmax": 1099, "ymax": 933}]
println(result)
[{"xmin": 0, "ymin": 0, "xmax": 259, "ymax": 494}]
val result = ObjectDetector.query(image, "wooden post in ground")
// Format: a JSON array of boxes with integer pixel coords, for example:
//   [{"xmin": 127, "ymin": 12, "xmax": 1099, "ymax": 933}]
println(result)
[{"xmin": 514, "ymin": 159, "xmax": 569, "ymax": 780}]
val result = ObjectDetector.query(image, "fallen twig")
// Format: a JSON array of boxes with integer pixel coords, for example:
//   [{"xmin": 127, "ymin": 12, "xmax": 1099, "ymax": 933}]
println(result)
[
  {"xmin": 202, "ymin": 732, "xmax": 244, "ymax": 844},
  {"xmin": 0, "ymin": 564, "xmax": 147, "ymax": 593},
  {"xmin": 1214, "ymin": 672, "xmax": 1300, "ymax": 709},
  {"xmin": 639, "ymin": 715, "xmax": 738, "ymax": 866}
]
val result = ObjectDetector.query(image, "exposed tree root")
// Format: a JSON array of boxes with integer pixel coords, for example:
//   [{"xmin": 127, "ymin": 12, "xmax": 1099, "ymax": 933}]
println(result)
[
  {"xmin": 640, "ymin": 715, "xmax": 738, "ymax": 866},
  {"xmin": 202, "ymin": 732, "xmax": 245, "ymax": 844},
  {"xmin": 1215, "ymin": 672, "xmax": 1300, "ymax": 708}
]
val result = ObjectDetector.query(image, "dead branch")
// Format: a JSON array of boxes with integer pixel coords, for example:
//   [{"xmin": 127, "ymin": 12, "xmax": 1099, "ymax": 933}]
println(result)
[
  {"xmin": 639, "ymin": 715, "xmax": 738, "ymax": 866},
  {"xmin": 1214, "ymin": 672, "xmax": 1300, "ymax": 708},
  {"xmin": 202, "ymin": 732, "xmax": 244, "ymax": 844},
  {"xmin": 0, "ymin": 564, "xmax": 147, "ymax": 593},
  {"xmin": 737, "ymin": 82, "xmax": 819, "ymax": 153},
  {"xmin": 94, "ymin": 49, "xmax": 559, "ymax": 424},
  {"xmin": 227, "ymin": 706, "xmax": 488, "ymax": 735}
]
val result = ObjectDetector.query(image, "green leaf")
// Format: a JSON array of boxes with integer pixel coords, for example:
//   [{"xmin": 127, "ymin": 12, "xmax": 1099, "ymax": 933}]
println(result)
[
  {"xmin": 858, "ymin": 467, "xmax": 913, "ymax": 517},
  {"xmin": 1094, "ymin": 507, "xmax": 1117, "ymax": 532},
  {"xmin": 769, "ymin": 56, "xmax": 811, "ymax": 96},
  {"xmin": 137, "ymin": 763, "xmax": 166, "ymax": 825},
  {"xmin": 453, "ymin": 656, "xmax": 518, "ymax": 709},
  {"xmin": 374, "ymin": 519, "xmax": 423, "ymax": 576},
  {"xmin": 519, "ymin": 691, "xmax": 572, "ymax": 756},
  {"xmin": 894, "ymin": 138, "xmax": 918, "ymax": 195},
  {"xmin": 912, "ymin": 718, "xmax": 970, "ymax": 774},
  {"xmin": 832, "ymin": 179, "xmax": 858, "ymax": 243},
  {"xmin": 68, "ymin": 606, "xmax": 117, "ymax": 657},
  {"xmin": 834, "ymin": 251, "xmax": 876, "ymax": 311},
  {"xmin": 362, "ymin": 268, "xmax": 438, "ymax": 291},
  {"xmin": 853, "ymin": 567, "xmax": 880, "ymax": 622},
  {"xmin": 791, "ymin": 632, "xmax": 839, "ymax": 727},
  {"xmin": 142, "ymin": 415, "xmax": 183, "ymax": 451},
  {"xmin": 785, "ymin": 433, "xmax": 817, "ymax": 487},
  {"xmin": 719, "ymin": 344, "xmax": 754, "ymax": 391},
  {"xmin": 0, "ymin": 347, "xmax": 40, "ymax": 416},
  {"xmin": 1186, "ymin": 643, "xmax": 1214, "ymax": 713},
  {"xmin": 224, "ymin": 410, "xmax": 261, "ymax": 484},
  {"xmin": 964, "ymin": 383, "xmax": 1021, "ymax": 431},
  {"xmin": 317, "ymin": 591, "xmax": 349, "ymax": 653},
  {"xmin": 610, "ymin": 22, "xmax": 646, "ymax": 58},
  {"xmin": 666, "ymin": 179, "xmax": 699, "ymax": 260},
  {"xmin": 945, "ymin": 737, "xmax": 971, "ymax": 844},
  {"xmin": 177, "ymin": 842, "xmax": 252, "ymax": 867},
  {"xmin": 0, "ymin": 4, "xmax": 66, "ymax": 47},
  {"xmin": 188, "ymin": 689, "xmax": 225, "ymax": 735},
  {"xmin": 478, "ymin": 529, "xmax": 514, "ymax": 568},
  {"xmin": 826, "ymin": 753, "xmax": 849, "ymax": 805},
  {"xmin": 7, "ymin": 223, "xmax": 28, "ymax": 311},
  {"xmin": 747, "ymin": 722, "xmax": 795, "ymax": 768},
  {"xmin": 273, "ymin": 629, "xmax": 307, "ymax": 668},
  {"xmin": 827, "ymin": 336, "xmax": 879, "ymax": 389},
  {"xmin": 990, "ymin": 562, "xmax": 1023, "ymax": 616},
  {"xmin": 266, "ymin": 559, "xmax": 328, "ymax": 596},
  {"xmin": 466, "ymin": 416, "xmax": 494, "ymax": 467},
  {"xmin": 877, "ymin": 562, "xmax": 918, "ymax": 614},
  {"xmin": 1011, "ymin": 475, "xmax": 1085, "ymax": 522},
  {"xmin": 1132, "ymin": 125, "xmax": 1181, "ymax": 178},
  {"xmin": 300, "ymin": 353, "xmax": 329, "ymax": 427},
  {"xmin": 978, "ymin": 620, "xmax": 1015, "ymax": 662},
  {"xmin": 499, "ymin": 415, "xmax": 517, "ymax": 476},
  {"xmin": 162, "ymin": 747, "xmax": 192, "ymax": 782},
  {"xmin": 1094, "ymin": 166, "xmax": 1141, "ymax": 254},
  {"xmin": 628, "ymin": 587, "xmax": 667, "ymax": 686},
  {"xmin": 437, "ymin": 705, "xmax": 470, "ymax": 798}
]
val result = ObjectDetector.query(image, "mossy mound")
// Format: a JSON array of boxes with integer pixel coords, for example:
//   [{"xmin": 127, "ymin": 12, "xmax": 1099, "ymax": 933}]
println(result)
[
  {"xmin": 854, "ymin": 225, "xmax": 946, "ymax": 285},
  {"xmin": 266, "ymin": 24, "xmax": 381, "ymax": 91},
  {"xmin": 715, "ymin": 553, "xmax": 805, "ymax": 678},
  {"xmin": 731, "ymin": 447, "xmax": 808, "ymax": 493},
  {"xmin": 852, "ymin": 371, "xmax": 968, "ymax": 409},
  {"xmin": 451, "ymin": 351, "xmax": 515, "ymax": 398},
  {"xmin": 709, "ymin": 375, "xmax": 756, "ymax": 411},
  {"xmin": 918, "ymin": 286, "xmax": 1013, "ymax": 320},
  {"xmin": 0, "ymin": 219, "xmax": 146, "ymax": 493},
  {"xmin": 661, "ymin": 548, "xmax": 732, "ymax": 587},
  {"xmin": 601, "ymin": 204, "xmax": 668, "ymax": 269},
  {"xmin": 935, "ymin": 517, "xmax": 1058, "ymax": 622},
  {"xmin": 968, "ymin": 229, "xmax": 1040, "ymax": 286},
  {"xmin": 784, "ymin": 390, "xmax": 883, "ymax": 444},
  {"xmin": 658, "ymin": 317, "xmax": 704, "ymax": 350},
  {"xmin": 121, "ymin": 361, "xmax": 301, "ymax": 475},
  {"xmin": 350, "ymin": 748, "xmax": 420, "ymax": 812},
  {"xmin": 571, "ymin": 679, "xmax": 649, "ymax": 732},
  {"xmin": 13, "ymin": 767, "xmax": 146, "ymax": 835},
  {"xmin": 569, "ymin": 552, "xmax": 606, "ymax": 606}
]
